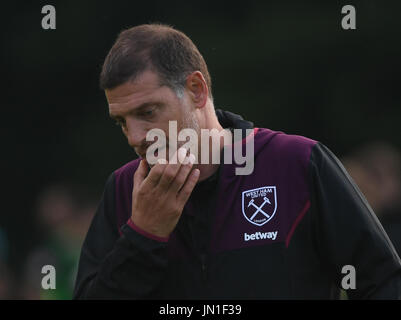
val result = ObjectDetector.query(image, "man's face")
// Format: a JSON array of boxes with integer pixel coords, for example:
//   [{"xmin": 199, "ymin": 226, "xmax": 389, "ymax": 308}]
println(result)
[{"xmin": 106, "ymin": 70, "xmax": 200, "ymax": 162}]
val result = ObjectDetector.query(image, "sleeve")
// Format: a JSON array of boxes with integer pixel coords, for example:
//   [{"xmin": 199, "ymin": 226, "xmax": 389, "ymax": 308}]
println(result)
[
  {"xmin": 73, "ymin": 173, "xmax": 169, "ymax": 299},
  {"xmin": 309, "ymin": 142, "xmax": 401, "ymax": 300}
]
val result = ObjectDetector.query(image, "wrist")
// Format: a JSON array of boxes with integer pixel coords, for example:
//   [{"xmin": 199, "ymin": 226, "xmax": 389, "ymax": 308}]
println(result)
[{"xmin": 127, "ymin": 218, "xmax": 169, "ymax": 243}]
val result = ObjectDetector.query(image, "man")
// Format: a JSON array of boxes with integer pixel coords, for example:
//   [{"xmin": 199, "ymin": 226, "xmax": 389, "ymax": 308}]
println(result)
[{"xmin": 74, "ymin": 23, "xmax": 401, "ymax": 299}]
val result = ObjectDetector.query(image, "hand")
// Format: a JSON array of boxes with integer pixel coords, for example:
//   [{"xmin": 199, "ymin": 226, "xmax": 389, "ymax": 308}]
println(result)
[{"xmin": 130, "ymin": 148, "xmax": 200, "ymax": 238}]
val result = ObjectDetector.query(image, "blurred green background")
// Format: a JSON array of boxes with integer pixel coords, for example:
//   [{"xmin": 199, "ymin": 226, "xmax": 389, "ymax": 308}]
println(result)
[{"xmin": 1, "ymin": 0, "xmax": 400, "ymax": 298}]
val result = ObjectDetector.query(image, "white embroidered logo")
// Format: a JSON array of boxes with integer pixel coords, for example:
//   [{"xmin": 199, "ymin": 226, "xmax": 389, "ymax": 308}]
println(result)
[{"xmin": 242, "ymin": 186, "xmax": 277, "ymax": 226}]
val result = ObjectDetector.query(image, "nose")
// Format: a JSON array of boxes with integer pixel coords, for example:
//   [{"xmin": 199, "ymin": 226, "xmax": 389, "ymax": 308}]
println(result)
[{"xmin": 125, "ymin": 118, "xmax": 147, "ymax": 149}]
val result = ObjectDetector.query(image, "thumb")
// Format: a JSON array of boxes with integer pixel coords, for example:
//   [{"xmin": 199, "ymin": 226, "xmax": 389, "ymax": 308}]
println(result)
[{"xmin": 133, "ymin": 159, "xmax": 149, "ymax": 190}]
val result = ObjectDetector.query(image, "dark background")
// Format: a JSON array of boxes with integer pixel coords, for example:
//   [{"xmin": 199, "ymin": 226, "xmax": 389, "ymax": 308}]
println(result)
[{"xmin": 2, "ymin": 0, "xmax": 401, "ymax": 296}]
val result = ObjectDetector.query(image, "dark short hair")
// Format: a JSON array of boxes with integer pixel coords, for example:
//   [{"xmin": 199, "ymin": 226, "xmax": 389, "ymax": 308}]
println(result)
[{"xmin": 100, "ymin": 23, "xmax": 212, "ymax": 99}]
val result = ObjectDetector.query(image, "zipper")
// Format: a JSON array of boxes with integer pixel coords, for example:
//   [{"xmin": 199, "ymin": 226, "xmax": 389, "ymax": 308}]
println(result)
[{"xmin": 200, "ymin": 253, "xmax": 208, "ymax": 282}]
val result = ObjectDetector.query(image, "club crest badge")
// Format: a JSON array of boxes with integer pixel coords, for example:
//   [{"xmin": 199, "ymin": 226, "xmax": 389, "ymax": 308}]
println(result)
[{"xmin": 242, "ymin": 186, "xmax": 277, "ymax": 226}]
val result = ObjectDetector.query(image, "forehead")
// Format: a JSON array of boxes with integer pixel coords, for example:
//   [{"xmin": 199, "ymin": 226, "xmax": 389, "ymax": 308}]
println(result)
[{"xmin": 105, "ymin": 70, "xmax": 162, "ymax": 105}]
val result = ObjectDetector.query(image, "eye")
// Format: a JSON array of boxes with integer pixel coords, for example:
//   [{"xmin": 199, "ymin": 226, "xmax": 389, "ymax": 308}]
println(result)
[
  {"xmin": 140, "ymin": 109, "xmax": 154, "ymax": 117},
  {"xmin": 138, "ymin": 106, "xmax": 157, "ymax": 118}
]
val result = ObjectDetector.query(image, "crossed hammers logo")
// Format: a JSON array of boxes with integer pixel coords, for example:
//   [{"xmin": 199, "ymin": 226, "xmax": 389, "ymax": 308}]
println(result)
[{"xmin": 248, "ymin": 197, "xmax": 271, "ymax": 221}]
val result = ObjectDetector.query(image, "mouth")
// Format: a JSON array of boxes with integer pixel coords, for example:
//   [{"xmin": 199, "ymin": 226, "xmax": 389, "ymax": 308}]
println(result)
[{"xmin": 137, "ymin": 145, "xmax": 167, "ymax": 161}]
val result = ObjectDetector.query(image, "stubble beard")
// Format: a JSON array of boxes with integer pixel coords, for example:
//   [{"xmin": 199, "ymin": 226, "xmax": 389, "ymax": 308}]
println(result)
[{"xmin": 146, "ymin": 108, "xmax": 201, "ymax": 168}]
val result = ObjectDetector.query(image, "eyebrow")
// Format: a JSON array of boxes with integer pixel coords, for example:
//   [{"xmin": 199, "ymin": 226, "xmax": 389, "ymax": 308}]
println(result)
[{"xmin": 109, "ymin": 101, "xmax": 163, "ymax": 120}]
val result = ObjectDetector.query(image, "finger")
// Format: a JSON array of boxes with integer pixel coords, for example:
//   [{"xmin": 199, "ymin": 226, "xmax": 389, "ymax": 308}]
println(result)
[
  {"xmin": 157, "ymin": 147, "xmax": 187, "ymax": 190},
  {"xmin": 143, "ymin": 158, "xmax": 167, "ymax": 188},
  {"xmin": 177, "ymin": 168, "xmax": 200, "ymax": 205},
  {"xmin": 133, "ymin": 159, "xmax": 149, "ymax": 190},
  {"xmin": 169, "ymin": 154, "xmax": 196, "ymax": 194}
]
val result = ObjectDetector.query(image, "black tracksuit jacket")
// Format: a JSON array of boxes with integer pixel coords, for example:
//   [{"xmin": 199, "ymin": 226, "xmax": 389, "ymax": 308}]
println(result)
[{"xmin": 74, "ymin": 110, "xmax": 401, "ymax": 299}]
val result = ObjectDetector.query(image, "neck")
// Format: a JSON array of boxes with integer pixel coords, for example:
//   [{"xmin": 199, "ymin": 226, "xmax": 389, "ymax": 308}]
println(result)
[{"xmin": 195, "ymin": 103, "xmax": 225, "ymax": 182}]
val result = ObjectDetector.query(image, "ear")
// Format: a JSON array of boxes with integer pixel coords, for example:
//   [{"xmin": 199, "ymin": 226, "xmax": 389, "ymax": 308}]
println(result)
[{"xmin": 185, "ymin": 71, "xmax": 208, "ymax": 108}]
